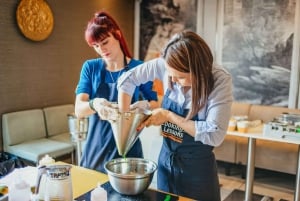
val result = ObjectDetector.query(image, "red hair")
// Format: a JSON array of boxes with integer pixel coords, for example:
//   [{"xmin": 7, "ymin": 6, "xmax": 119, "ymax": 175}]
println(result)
[{"xmin": 85, "ymin": 11, "xmax": 132, "ymax": 58}]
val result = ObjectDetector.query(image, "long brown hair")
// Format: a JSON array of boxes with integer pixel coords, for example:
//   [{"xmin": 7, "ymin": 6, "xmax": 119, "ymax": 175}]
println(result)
[
  {"xmin": 161, "ymin": 31, "xmax": 214, "ymax": 120},
  {"xmin": 84, "ymin": 11, "xmax": 132, "ymax": 58}
]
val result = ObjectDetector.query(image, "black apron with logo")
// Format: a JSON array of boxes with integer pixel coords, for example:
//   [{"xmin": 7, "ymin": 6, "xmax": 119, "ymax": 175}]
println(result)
[
  {"xmin": 80, "ymin": 65, "xmax": 143, "ymax": 173},
  {"xmin": 158, "ymin": 89, "xmax": 220, "ymax": 201}
]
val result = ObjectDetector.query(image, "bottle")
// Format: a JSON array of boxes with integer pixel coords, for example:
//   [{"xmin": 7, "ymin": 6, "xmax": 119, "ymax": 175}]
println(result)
[
  {"xmin": 37, "ymin": 155, "xmax": 55, "ymax": 200},
  {"xmin": 9, "ymin": 176, "xmax": 31, "ymax": 201},
  {"xmin": 90, "ymin": 183, "xmax": 107, "ymax": 201}
]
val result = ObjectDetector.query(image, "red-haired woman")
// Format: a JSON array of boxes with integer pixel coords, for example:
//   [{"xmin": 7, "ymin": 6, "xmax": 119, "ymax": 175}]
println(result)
[{"xmin": 74, "ymin": 11, "xmax": 158, "ymax": 173}]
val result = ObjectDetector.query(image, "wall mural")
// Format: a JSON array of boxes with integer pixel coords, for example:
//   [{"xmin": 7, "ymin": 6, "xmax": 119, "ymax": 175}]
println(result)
[
  {"xmin": 221, "ymin": 0, "xmax": 296, "ymax": 106},
  {"xmin": 139, "ymin": 0, "xmax": 197, "ymax": 61}
]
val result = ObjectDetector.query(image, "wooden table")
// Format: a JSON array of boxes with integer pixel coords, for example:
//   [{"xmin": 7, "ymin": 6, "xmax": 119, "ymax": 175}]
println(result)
[
  {"xmin": 227, "ymin": 126, "xmax": 300, "ymax": 201},
  {"xmin": 67, "ymin": 162, "xmax": 194, "ymax": 200}
]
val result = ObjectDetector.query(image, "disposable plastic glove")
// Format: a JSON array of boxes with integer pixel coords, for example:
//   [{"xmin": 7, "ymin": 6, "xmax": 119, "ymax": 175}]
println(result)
[
  {"xmin": 93, "ymin": 98, "xmax": 118, "ymax": 120},
  {"xmin": 129, "ymin": 100, "xmax": 150, "ymax": 110}
]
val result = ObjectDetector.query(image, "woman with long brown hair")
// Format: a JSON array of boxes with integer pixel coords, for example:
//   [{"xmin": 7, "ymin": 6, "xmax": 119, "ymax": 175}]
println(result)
[{"xmin": 117, "ymin": 31, "xmax": 233, "ymax": 201}]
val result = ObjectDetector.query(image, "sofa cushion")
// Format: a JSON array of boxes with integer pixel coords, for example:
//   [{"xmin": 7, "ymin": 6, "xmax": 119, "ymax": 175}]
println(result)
[
  {"xmin": 214, "ymin": 135, "xmax": 237, "ymax": 163},
  {"xmin": 48, "ymin": 132, "xmax": 72, "ymax": 143},
  {"xmin": 2, "ymin": 108, "xmax": 74, "ymax": 164},
  {"xmin": 214, "ymin": 102, "xmax": 251, "ymax": 164},
  {"xmin": 5, "ymin": 138, "xmax": 74, "ymax": 163},
  {"xmin": 248, "ymin": 105, "xmax": 300, "ymax": 122},
  {"xmin": 236, "ymin": 137, "xmax": 298, "ymax": 174},
  {"xmin": 2, "ymin": 109, "xmax": 46, "ymax": 146},
  {"xmin": 43, "ymin": 104, "xmax": 74, "ymax": 137},
  {"xmin": 231, "ymin": 102, "xmax": 251, "ymax": 116}
]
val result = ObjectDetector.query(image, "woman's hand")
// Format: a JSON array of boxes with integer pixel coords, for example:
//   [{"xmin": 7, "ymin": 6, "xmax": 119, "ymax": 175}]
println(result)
[
  {"xmin": 130, "ymin": 100, "xmax": 150, "ymax": 110},
  {"xmin": 137, "ymin": 108, "xmax": 170, "ymax": 131},
  {"xmin": 93, "ymin": 98, "xmax": 118, "ymax": 120}
]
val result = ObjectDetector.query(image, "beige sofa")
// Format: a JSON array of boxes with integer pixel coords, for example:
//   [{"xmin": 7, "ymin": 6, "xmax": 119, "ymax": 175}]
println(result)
[
  {"xmin": 214, "ymin": 102, "xmax": 300, "ymax": 175},
  {"xmin": 2, "ymin": 104, "xmax": 76, "ymax": 165}
]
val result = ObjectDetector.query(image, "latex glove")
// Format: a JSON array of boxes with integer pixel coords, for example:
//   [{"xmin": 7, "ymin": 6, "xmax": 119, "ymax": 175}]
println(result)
[
  {"xmin": 93, "ymin": 98, "xmax": 118, "ymax": 120},
  {"xmin": 130, "ymin": 100, "xmax": 150, "ymax": 110}
]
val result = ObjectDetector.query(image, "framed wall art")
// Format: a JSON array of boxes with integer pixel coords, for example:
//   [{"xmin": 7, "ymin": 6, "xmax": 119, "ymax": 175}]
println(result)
[
  {"xmin": 134, "ymin": 0, "xmax": 200, "ymax": 96},
  {"xmin": 215, "ymin": 0, "xmax": 300, "ymax": 108},
  {"xmin": 134, "ymin": 0, "xmax": 199, "ymax": 61}
]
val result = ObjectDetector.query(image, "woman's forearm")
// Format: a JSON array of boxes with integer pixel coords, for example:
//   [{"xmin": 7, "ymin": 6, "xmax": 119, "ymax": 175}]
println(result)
[
  {"xmin": 117, "ymin": 58, "xmax": 165, "ymax": 110},
  {"xmin": 166, "ymin": 110, "xmax": 196, "ymax": 137},
  {"xmin": 75, "ymin": 93, "xmax": 95, "ymax": 118},
  {"xmin": 118, "ymin": 92, "xmax": 132, "ymax": 112}
]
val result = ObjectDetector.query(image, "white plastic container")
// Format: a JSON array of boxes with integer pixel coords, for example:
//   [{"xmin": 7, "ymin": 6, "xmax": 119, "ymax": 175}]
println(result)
[
  {"xmin": 9, "ymin": 178, "xmax": 31, "ymax": 201},
  {"xmin": 38, "ymin": 155, "xmax": 55, "ymax": 200},
  {"xmin": 237, "ymin": 120, "xmax": 249, "ymax": 133},
  {"xmin": 90, "ymin": 184, "xmax": 107, "ymax": 201}
]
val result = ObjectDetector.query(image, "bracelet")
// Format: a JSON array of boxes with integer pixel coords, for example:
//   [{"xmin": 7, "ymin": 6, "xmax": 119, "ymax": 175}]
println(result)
[{"xmin": 89, "ymin": 99, "xmax": 96, "ymax": 111}]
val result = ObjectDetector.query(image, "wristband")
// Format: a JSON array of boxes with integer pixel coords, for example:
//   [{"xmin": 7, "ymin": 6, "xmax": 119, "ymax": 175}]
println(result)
[{"xmin": 89, "ymin": 99, "xmax": 96, "ymax": 111}]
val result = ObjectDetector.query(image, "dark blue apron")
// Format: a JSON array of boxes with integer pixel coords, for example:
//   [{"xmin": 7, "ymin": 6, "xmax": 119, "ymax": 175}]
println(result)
[
  {"xmin": 80, "ymin": 64, "xmax": 143, "ymax": 173},
  {"xmin": 158, "ymin": 89, "xmax": 220, "ymax": 201}
]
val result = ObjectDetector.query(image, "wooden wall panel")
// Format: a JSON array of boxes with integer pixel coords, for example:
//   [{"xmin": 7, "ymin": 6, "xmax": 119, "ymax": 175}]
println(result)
[{"xmin": 0, "ymin": 0, "xmax": 135, "ymax": 150}]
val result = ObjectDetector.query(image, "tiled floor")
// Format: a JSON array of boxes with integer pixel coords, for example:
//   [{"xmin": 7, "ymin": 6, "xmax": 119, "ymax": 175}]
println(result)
[{"xmin": 218, "ymin": 162, "xmax": 294, "ymax": 201}]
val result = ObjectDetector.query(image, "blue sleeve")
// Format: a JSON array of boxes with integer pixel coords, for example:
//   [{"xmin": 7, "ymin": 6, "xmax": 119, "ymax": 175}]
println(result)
[
  {"xmin": 75, "ymin": 59, "xmax": 102, "ymax": 99},
  {"xmin": 139, "ymin": 80, "xmax": 158, "ymax": 101},
  {"xmin": 76, "ymin": 61, "xmax": 92, "ymax": 95}
]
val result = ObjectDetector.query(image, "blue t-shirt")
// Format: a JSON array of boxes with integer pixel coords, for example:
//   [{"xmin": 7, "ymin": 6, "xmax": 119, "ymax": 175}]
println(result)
[{"xmin": 76, "ymin": 58, "xmax": 157, "ymax": 102}]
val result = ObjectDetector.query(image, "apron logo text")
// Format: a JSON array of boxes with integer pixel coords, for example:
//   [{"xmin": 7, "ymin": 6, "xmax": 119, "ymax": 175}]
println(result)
[{"xmin": 162, "ymin": 122, "xmax": 184, "ymax": 143}]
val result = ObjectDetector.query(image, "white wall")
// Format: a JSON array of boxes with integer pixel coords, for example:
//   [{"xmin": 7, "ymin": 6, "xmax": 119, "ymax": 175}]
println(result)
[{"xmin": 139, "ymin": 126, "xmax": 163, "ymax": 189}]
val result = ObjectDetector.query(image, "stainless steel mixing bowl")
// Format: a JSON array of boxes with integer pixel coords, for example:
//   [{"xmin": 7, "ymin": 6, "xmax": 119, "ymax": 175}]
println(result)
[{"xmin": 104, "ymin": 158, "xmax": 157, "ymax": 195}]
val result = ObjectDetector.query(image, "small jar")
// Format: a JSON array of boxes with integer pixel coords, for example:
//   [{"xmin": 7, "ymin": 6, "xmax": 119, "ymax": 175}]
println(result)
[
  {"xmin": 228, "ymin": 118, "xmax": 237, "ymax": 131},
  {"xmin": 237, "ymin": 120, "xmax": 249, "ymax": 133}
]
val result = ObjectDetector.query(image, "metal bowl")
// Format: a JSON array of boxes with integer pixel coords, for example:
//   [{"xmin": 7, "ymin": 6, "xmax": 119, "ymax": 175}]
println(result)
[{"xmin": 104, "ymin": 158, "xmax": 157, "ymax": 195}]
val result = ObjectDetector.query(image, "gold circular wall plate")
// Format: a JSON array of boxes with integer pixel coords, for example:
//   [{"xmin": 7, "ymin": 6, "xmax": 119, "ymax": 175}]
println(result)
[{"xmin": 16, "ymin": 0, "xmax": 54, "ymax": 41}]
